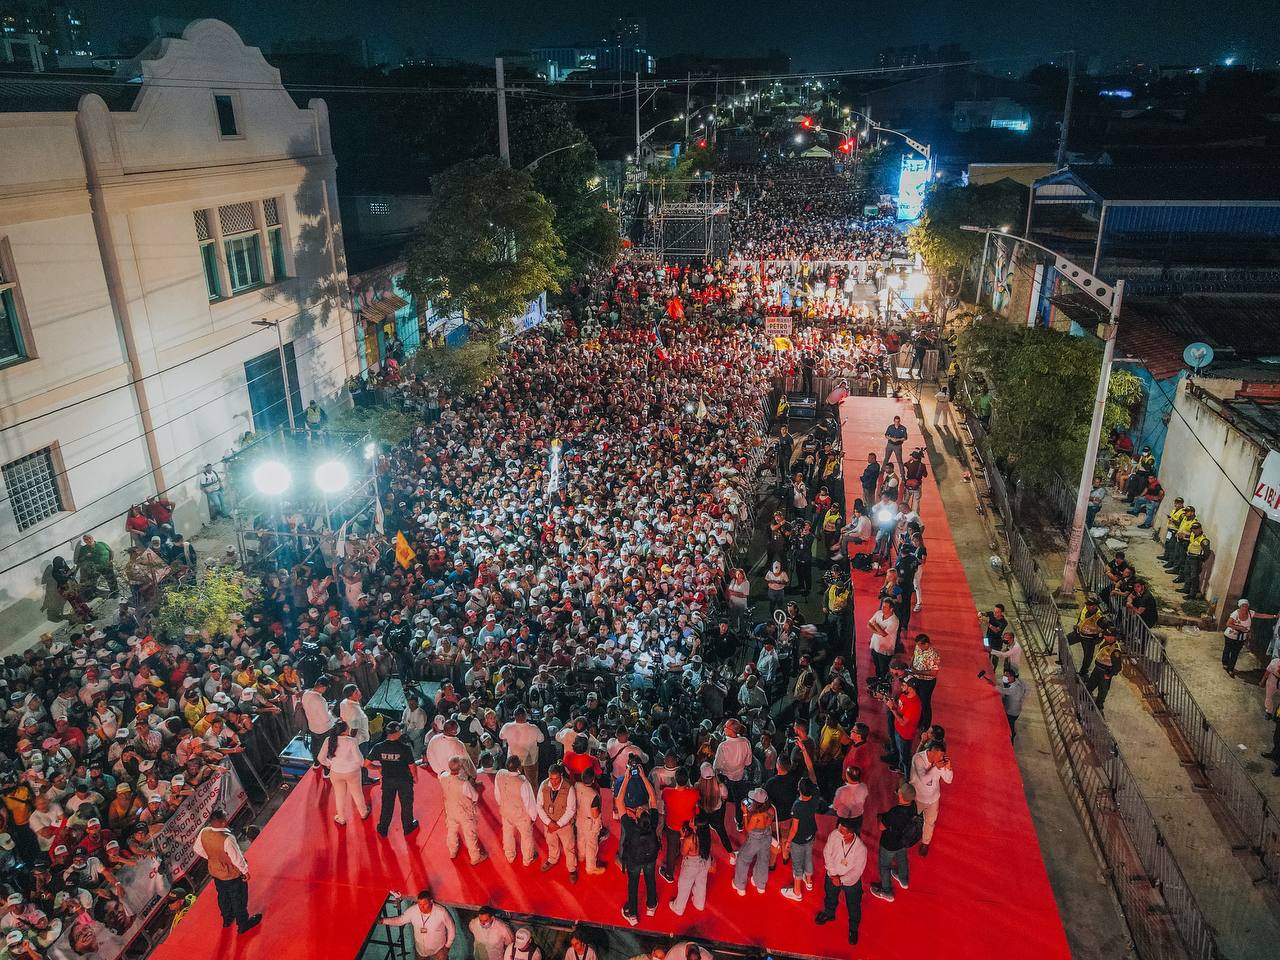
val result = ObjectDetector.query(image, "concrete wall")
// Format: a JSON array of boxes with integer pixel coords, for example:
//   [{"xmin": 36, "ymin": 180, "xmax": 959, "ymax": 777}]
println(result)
[
  {"xmin": 0, "ymin": 19, "xmax": 355, "ymax": 650},
  {"xmin": 1154, "ymin": 380, "xmax": 1266, "ymax": 616}
]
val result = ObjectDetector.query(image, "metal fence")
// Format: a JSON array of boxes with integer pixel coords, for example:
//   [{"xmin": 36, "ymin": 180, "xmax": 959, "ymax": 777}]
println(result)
[
  {"xmin": 955, "ymin": 402, "xmax": 1221, "ymax": 960},
  {"xmin": 1047, "ymin": 473, "xmax": 1280, "ymax": 886}
]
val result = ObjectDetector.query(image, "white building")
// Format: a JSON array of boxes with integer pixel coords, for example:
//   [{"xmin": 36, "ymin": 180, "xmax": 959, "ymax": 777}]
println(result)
[{"xmin": 0, "ymin": 19, "xmax": 355, "ymax": 644}]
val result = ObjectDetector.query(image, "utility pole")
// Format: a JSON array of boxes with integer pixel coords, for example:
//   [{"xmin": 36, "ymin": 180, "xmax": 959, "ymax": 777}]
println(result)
[
  {"xmin": 634, "ymin": 72, "xmax": 641, "ymax": 182},
  {"xmin": 1056, "ymin": 50, "xmax": 1076, "ymax": 169},
  {"xmin": 975, "ymin": 230, "xmax": 992, "ymax": 305},
  {"xmin": 684, "ymin": 72, "xmax": 691, "ymax": 140},
  {"xmin": 496, "ymin": 57, "xmax": 510, "ymax": 165}
]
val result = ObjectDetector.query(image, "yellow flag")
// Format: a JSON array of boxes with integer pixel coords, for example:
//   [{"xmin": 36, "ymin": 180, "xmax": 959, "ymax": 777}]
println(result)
[
  {"xmin": 773, "ymin": 336, "xmax": 794, "ymax": 351},
  {"xmin": 394, "ymin": 531, "xmax": 416, "ymax": 569}
]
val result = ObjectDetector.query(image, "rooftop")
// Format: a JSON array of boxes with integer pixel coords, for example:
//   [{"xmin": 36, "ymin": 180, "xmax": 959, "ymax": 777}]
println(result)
[{"xmin": 1037, "ymin": 163, "xmax": 1280, "ymax": 203}]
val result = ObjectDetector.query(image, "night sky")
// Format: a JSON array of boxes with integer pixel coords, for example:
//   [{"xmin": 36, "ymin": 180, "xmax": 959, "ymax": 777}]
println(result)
[{"xmin": 82, "ymin": 1, "xmax": 1273, "ymax": 71}]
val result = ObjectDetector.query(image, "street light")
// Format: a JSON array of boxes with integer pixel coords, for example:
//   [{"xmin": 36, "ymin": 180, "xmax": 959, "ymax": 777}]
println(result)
[
  {"xmin": 314, "ymin": 460, "xmax": 350, "ymax": 494},
  {"xmin": 960, "ymin": 224, "xmax": 1125, "ymax": 595},
  {"xmin": 253, "ymin": 461, "xmax": 292, "ymax": 496},
  {"xmin": 521, "ymin": 141, "xmax": 588, "ymax": 172}
]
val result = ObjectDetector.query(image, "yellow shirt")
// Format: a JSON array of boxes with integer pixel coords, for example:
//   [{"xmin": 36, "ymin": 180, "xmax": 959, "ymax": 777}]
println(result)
[
  {"xmin": 1076, "ymin": 607, "xmax": 1102, "ymax": 636},
  {"xmin": 1165, "ymin": 506, "xmax": 1186, "ymax": 532},
  {"xmin": 1176, "ymin": 516, "xmax": 1197, "ymax": 539},
  {"xmin": 1187, "ymin": 533, "xmax": 1210, "ymax": 556},
  {"xmin": 826, "ymin": 585, "xmax": 851, "ymax": 612}
]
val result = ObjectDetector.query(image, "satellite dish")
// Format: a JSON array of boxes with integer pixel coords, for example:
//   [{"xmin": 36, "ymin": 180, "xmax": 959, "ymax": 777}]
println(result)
[{"xmin": 1183, "ymin": 342, "xmax": 1214, "ymax": 373}]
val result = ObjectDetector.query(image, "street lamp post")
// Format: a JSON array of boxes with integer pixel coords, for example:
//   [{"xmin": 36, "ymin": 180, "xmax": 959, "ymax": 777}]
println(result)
[
  {"xmin": 521, "ymin": 141, "xmax": 588, "ymax": 172},
  {"xmin": 959, "ymin": 225, "xmax": 1125, "ymax": 596},
  {"xmin": 252, "ymin": 318, "xmax": 296, "ymax": 433}
]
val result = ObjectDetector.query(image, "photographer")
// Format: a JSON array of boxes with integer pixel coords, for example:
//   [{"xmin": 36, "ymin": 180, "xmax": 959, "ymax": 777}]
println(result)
[{"xmin": 909, "ymin": 741, "xmax": 954, "ymax": 857}]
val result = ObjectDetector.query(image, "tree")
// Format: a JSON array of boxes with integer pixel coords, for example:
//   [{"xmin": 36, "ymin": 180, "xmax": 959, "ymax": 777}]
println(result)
[
  {"xmin": 956, "ymin": 321, "xmax": 1144, "ymax": 487},
  {"xmin": 157, "ymin": 566, "xmax": 260, "ymax": 641},
  {"xmin": 908, "ymin": 181, "xmax": 1027, "ymax": 282},
  {"xmin": 508, "ymin": 102, "xmax": 621, "ymax": 273},
  {"xmin": 403, "ymin": 158, "xmax": 567, "ymax": 342},
  {"xmin": 408, "ymin": 340, "xmax": 500, "ymax": 395}
]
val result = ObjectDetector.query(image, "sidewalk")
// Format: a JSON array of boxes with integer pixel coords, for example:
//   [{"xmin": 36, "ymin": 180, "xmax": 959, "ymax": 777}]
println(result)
[
  {"xmin": 1049, "ymin": 491, "xmax": 1280, "ymax": 958},
  {"xmin": 0, "ymin": 516, "xmax": 238, "ymax": 659},
  {"xmin": 1089, "ymin": 492, "xmax": 1280, "ymax": 808},
  {"xmin": 919, "ymin": 393, "xmax": 1135, "ymax": 960}
]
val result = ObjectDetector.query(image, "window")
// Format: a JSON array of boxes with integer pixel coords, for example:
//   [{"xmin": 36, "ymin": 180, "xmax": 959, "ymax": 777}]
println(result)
[
  {"xmin": 214, "ymin": 94, "xmax": 239, "ymax": 137},
  {"xmin": 193, "ymin": 210, "xmax": 220, "ymax": 300},
  {"xmin": 224, "ymin": 234, "xmax": 263, "ymax": 293},
  {"xmin": 0, "ymin": 251, "xmax": 29, "ymax": 368},
  {"xmin": 268, "ymin": 227, "xmax": 287, "ymax": 280},
  {"xmin": 3, "ymin": 447, "xmax": 66, "ymax": 531},
  {"xmin": 368, "ymin": 200, "xmax": 390, "ymax": 215}
]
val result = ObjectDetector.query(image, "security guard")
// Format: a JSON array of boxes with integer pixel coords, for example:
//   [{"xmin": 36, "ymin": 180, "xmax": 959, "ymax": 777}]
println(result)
[
  {"xmin": 1070, "ymin": 597, "xmax": 1104, "ymax": 679},
  {"xmin": 1163, "ymin": 505, "xmax": 1198, "ymax": 574},
  {"xmin": 1160, "ymin": 498, "xmax": 1186, "ymax": 559},
  {"xmin": 823, "ymin": 576, "xmax": 852, "ymax": 648},
  {"xmin": 1179, "ymin": 523, "xmax": 1211, "ymax": 599},
  {"xmin": 366, "ymin": 721, "xmax": 418, "ymax": 838}
]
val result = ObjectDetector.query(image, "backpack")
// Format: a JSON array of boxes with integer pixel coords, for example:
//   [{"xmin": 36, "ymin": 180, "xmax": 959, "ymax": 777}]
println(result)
[{"xmin": 900, "ymin": 812, "xmax": 925, "ymax": 848}]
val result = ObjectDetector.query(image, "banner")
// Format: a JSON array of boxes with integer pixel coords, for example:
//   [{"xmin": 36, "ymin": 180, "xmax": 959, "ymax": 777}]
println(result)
[
  {"xmin": 45, "ymin": 856, "xmax": 169, "ymax": 960},
  {"xmin": 153, "ymin": 766, "xmax": 247, "ymax": 881},
  {"xmin": 764, "ymin": 316, "xmax": 793, "ymax": 337},
  {"xmin": 1252, "ymin": 449, "xmax": 1280, "ymax": 520},
  {"xmin": 394, "ymin": 531, "xmax": 416, "ymax": 569}
]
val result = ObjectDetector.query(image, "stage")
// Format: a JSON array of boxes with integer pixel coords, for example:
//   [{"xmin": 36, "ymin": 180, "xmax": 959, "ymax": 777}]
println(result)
[{"xmin": 152, "ymin": 395, "xmax": 1070, "ymax": 960}]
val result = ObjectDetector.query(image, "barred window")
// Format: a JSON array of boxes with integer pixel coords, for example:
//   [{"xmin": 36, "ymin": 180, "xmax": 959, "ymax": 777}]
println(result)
[
  {"xmin": 193, "ymin": 209, "xmax": 211, "ymax": 241},
  {"xmin": 3, "ymin": 447, "xmax": 65, "ymax": 531},
  {"xmin": 263, "ymin": 197, "xmax": 280, "ymax": 226}
]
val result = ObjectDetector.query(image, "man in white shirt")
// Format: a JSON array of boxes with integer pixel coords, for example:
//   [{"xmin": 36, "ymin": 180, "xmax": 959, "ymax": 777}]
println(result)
[
  {"xmin": 713, "ymin": 719, "xmax": 753, "ymax": 830},
  {"xmin": 495, "ymin": 756, "xmax": 540, "ymax": 865},
  {"xmin": 381, "ymin": 890, "xmax": 455, "ymax": 960},
  {"xmin": 909, "ymin": 742, "xmax": 954, "ymax": 855},
  {"xmin": 499, "ymin": 708, "xmax": 545, "ymax": 785},
  {"xmin": 301, "ymin": 679, "xmax": 333, "ymax": 769},
  {"xmin": 339, "ymin": 684, "xmax": 377, "ymax": 784},
  {"xmin": 28, "ymin": 796, "xmax": 65, "ymax": 853},
  {"xmin": 468, "ymin": 906, "xmax": 514, "ymax": 960},
  {"xmin": 192, "ymin": 809, "xmax": 260, "ymax": 934},
  {"xmin": 815, "ymin": 818, "xmax": 866, "ymax": 945},
  {"xmin": 867, "ymin": 599, "xmax": 899, "ymax": 680},
  {"xmin": 439, "ymin": 757, "xmax": 486, "ymax": 865},
  {"xmin": 425, "ymin": 720, "xmax": 473, "ymax": 776},
  {"xmin": 536, "ymin": 764, "xmax": 578, "ymax": 882}
]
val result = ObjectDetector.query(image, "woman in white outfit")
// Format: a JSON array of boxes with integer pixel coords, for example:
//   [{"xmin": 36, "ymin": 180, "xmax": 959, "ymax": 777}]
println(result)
[{"xmin": 321, "ymin": 720, "xmax": 369, "ymax": 825}]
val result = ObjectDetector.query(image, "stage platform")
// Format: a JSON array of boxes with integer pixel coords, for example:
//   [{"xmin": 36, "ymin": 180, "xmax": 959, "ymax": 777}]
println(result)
[{"xmin": 151, "ymin": 395, "xmax": 1070, "ymax": 960}]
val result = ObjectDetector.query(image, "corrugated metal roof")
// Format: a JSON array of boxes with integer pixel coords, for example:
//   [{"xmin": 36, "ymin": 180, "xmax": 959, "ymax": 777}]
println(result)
[
  {"xmin": 1052, "ymin": 292, "xmax": 1280, "ymax": 380},
  {"xmin": 0, "ymin": 76, "xmax": 139, "ymax": 113},
  {"xmin": 1036, "ymin": 164, "xmax": 1280, "ymax": 203}
]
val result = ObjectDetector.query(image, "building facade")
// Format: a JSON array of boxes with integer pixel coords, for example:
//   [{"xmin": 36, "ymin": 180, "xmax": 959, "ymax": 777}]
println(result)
[{"xmin": 0, "ymin": 19, "xmax": 355, "ymax": 644}]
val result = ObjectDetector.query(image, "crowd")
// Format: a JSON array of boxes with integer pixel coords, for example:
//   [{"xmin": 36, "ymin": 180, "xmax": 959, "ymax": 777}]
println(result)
[{"xmin": 0, "ymin": 163, "xmax": 972, "ymax": 959}]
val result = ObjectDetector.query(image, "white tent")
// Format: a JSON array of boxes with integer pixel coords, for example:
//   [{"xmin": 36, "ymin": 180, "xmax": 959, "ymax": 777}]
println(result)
[{"xmin": 800, "ymin": 145, "xmax": 832, "ymax": 158}]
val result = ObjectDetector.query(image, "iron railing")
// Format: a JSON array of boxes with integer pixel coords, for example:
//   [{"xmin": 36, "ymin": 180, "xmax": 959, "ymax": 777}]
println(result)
[{"xmin": 955, "ymin": 399, "xmax": 1221, "ymax": 960}]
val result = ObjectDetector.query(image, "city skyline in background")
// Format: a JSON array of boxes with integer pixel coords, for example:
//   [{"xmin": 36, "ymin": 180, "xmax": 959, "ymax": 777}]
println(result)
[{"xmin": 60, "ymin": 0, "xmax": 1276, "ymax": 72}]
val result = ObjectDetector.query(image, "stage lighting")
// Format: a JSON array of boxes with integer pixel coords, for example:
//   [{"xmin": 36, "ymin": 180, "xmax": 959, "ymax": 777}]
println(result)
[
  {"xmin": 314, "ymin": 460, "xmax": 350, "ymax": 494},
  {"xmin": 253, "ymin": 461, "xmax": 292, "ymax": 496}
]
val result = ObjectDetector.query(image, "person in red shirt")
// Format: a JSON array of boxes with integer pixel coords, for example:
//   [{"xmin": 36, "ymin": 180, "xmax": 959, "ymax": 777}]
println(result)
[
  {"xmin": 562, "ymin": 735, "xmax": 602, "ymax": 784},
  {"xmin": 890, "ymin": 684, "xmax": 922, "ymax": 776},
  {"xmin": 660, "ymin": 768, "xmax": 702, "ymax": 883}
]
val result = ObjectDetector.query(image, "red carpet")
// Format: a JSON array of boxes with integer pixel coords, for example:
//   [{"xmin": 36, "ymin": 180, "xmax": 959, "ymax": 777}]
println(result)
[{"xmin": 152, "ymin": 396, "xmax": 1070, "ymax": 960}]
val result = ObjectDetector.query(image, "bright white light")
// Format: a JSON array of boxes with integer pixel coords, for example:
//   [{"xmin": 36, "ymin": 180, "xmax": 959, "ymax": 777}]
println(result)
[
  {"xmin": 794, "ymin": 134, "xmax": 804, "ymax": 143},
  {"xmin": 1000, "ymin": 224, "xmax": 1011, "ymax": 233},
  {"xmin": 887, "ymin": 273, "xmax": 902, "ymax": 290},
  {"xmin": 314, "ymin": 460, "xmax": 350, "ymax": 494},
  {"xmin": 364, "ymin": 442, "xmax": 377, "ymax": 460},
  {"xmin": 253, "ymin": 461, "xmax": 292, "ymax": 496},
  {"xmin": 906, "ymin": 272, "xmax": 928, "ymax": 296},
  {"xmin": 1224, "ymin": 56, "xmax": 1236, "ymax": 66},
  {"xmin": 875, "ymin": 506, "xmax": 895, "ymax": 523}
]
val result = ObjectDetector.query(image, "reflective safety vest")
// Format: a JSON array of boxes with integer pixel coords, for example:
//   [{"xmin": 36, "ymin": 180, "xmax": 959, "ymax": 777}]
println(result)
[
  {"xmin": 1186, "ymin": 533, "xmax": 1210, "ymax": 557},
  {"xmin": 1176, "ymin": 516, "xmax": 1197, "ymax": 539},
  {"xmin": 1165, "ymin": 506, "xmax": 1186, "ymax": 532}
]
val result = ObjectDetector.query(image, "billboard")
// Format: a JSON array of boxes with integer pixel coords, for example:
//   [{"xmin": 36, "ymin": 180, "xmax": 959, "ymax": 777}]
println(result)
[{"xmin": 896, "ymin": 154, "xmax": 929, "ymax": 221}]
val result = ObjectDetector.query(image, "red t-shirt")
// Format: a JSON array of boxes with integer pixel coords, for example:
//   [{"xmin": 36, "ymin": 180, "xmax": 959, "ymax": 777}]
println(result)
[
  {"xmin": 563, "ymin": 751, "xmax": 602, "ymax": 784},
  {"xmin": 662, "ymin": 785, "xmax": 701, "ymax": 832},
  {"xmin": 893, "ymin": 695, "xmax": 922, "ymax": 739}
]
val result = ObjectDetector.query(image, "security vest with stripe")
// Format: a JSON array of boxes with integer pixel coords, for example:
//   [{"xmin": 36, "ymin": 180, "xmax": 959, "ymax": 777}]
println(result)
[
  {"xmin": 1187, "ymin": 533, "xmax": 1210, "ymax": 556},
  {"xmin": 1165, "ymin": 506, "xmax": 1186, "ymax": 533}
]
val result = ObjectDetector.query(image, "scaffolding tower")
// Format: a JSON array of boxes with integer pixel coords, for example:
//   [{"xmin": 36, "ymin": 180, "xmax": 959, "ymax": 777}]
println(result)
[{"xmin": 634, "ymin": 178, "xmax": 730, "ymax": 263}]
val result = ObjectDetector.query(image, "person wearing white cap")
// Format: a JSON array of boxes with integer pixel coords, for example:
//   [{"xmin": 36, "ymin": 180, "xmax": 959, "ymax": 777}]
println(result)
[
  {"xmin": 501, "ymin": 927, "xmax": 542, "ymax": 960},
  {"xmin": 731, "ymin": 786, "xmax": 776, "ymax": 895}
]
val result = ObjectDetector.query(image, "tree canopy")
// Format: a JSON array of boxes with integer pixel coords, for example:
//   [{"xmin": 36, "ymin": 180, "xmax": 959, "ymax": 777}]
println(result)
[
  {"xmin": 908, "ymin": 182, "xmax": 1027, "ymax": 275},
  {"xmin": 956, "ymin": 321, "xmax": 1144, "ymax": 486},
  {"xmin": 403, "ymin": 158, "xmax": 568, "ymax": 341}
]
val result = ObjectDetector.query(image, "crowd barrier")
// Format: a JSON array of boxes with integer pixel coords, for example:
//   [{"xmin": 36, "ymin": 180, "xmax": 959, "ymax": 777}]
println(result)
[
  {"xmin": 1035, "ymin": 472, "xmax": 1280, "ymax": 887},
  {"xmin": 957, "ymin": 406, "xmax": 1222, "ymax": 960}
]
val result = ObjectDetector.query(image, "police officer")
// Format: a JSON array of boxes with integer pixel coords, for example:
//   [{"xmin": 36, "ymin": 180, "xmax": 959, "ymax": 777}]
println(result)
[{"xmin": 367, "ymin": 721, "xmax": 418, "ymax": 838}]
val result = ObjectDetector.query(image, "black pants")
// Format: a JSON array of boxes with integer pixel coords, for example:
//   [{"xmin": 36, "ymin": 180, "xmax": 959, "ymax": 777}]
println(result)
[
  {"xmin": 1221, "ymin": 636, "xmax": 1248, "ymax": 673},
  {"xmin": 1086, "ymin": 667, "xmax": 1115, "ymax": 709},
  {"xmin": 307, "ymin": 730, "xmax": 327, "ymax": 765},
  {"xmin": 870, "ymin": 649, "xmax": 892, "ymax": 680},
  {"xmin": 214, "ymin": 876, "xmax": 251, "ymax": 929},
  {"xmin": 378, "ymin": 779, "xmax": 415, "ymax": 832},
  {"xmin": 663, "ymin": 826, "xmax": 681, "ymax": 877},
  {"xmin": 1072, "ymin": 633, "xmax": 1098, "ymax": 678},
  {"xmin": 794, "ymin": 560, "xmax": 812, "ymax": 594},
  {"xmin": 913, "ymin": 677, "xmax": 937, "ymax": 730},
  {"xmin": 1007, "ymin": 712, "xmax": 1019, "ymax": 741},
  {"xmin": 699, "ymin": 810, "xmax": 734, "ymax": 855},
  {"xmin": 625, "ymin": 862, "xmax": 657, "ymax": 915},
  {"xmin": 821, "ymin": 876, "xmax": 862, "ymax": 938},
  {"xmin": 726, "ymin": 779, "xmax": 749, "ymax": 830}
]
